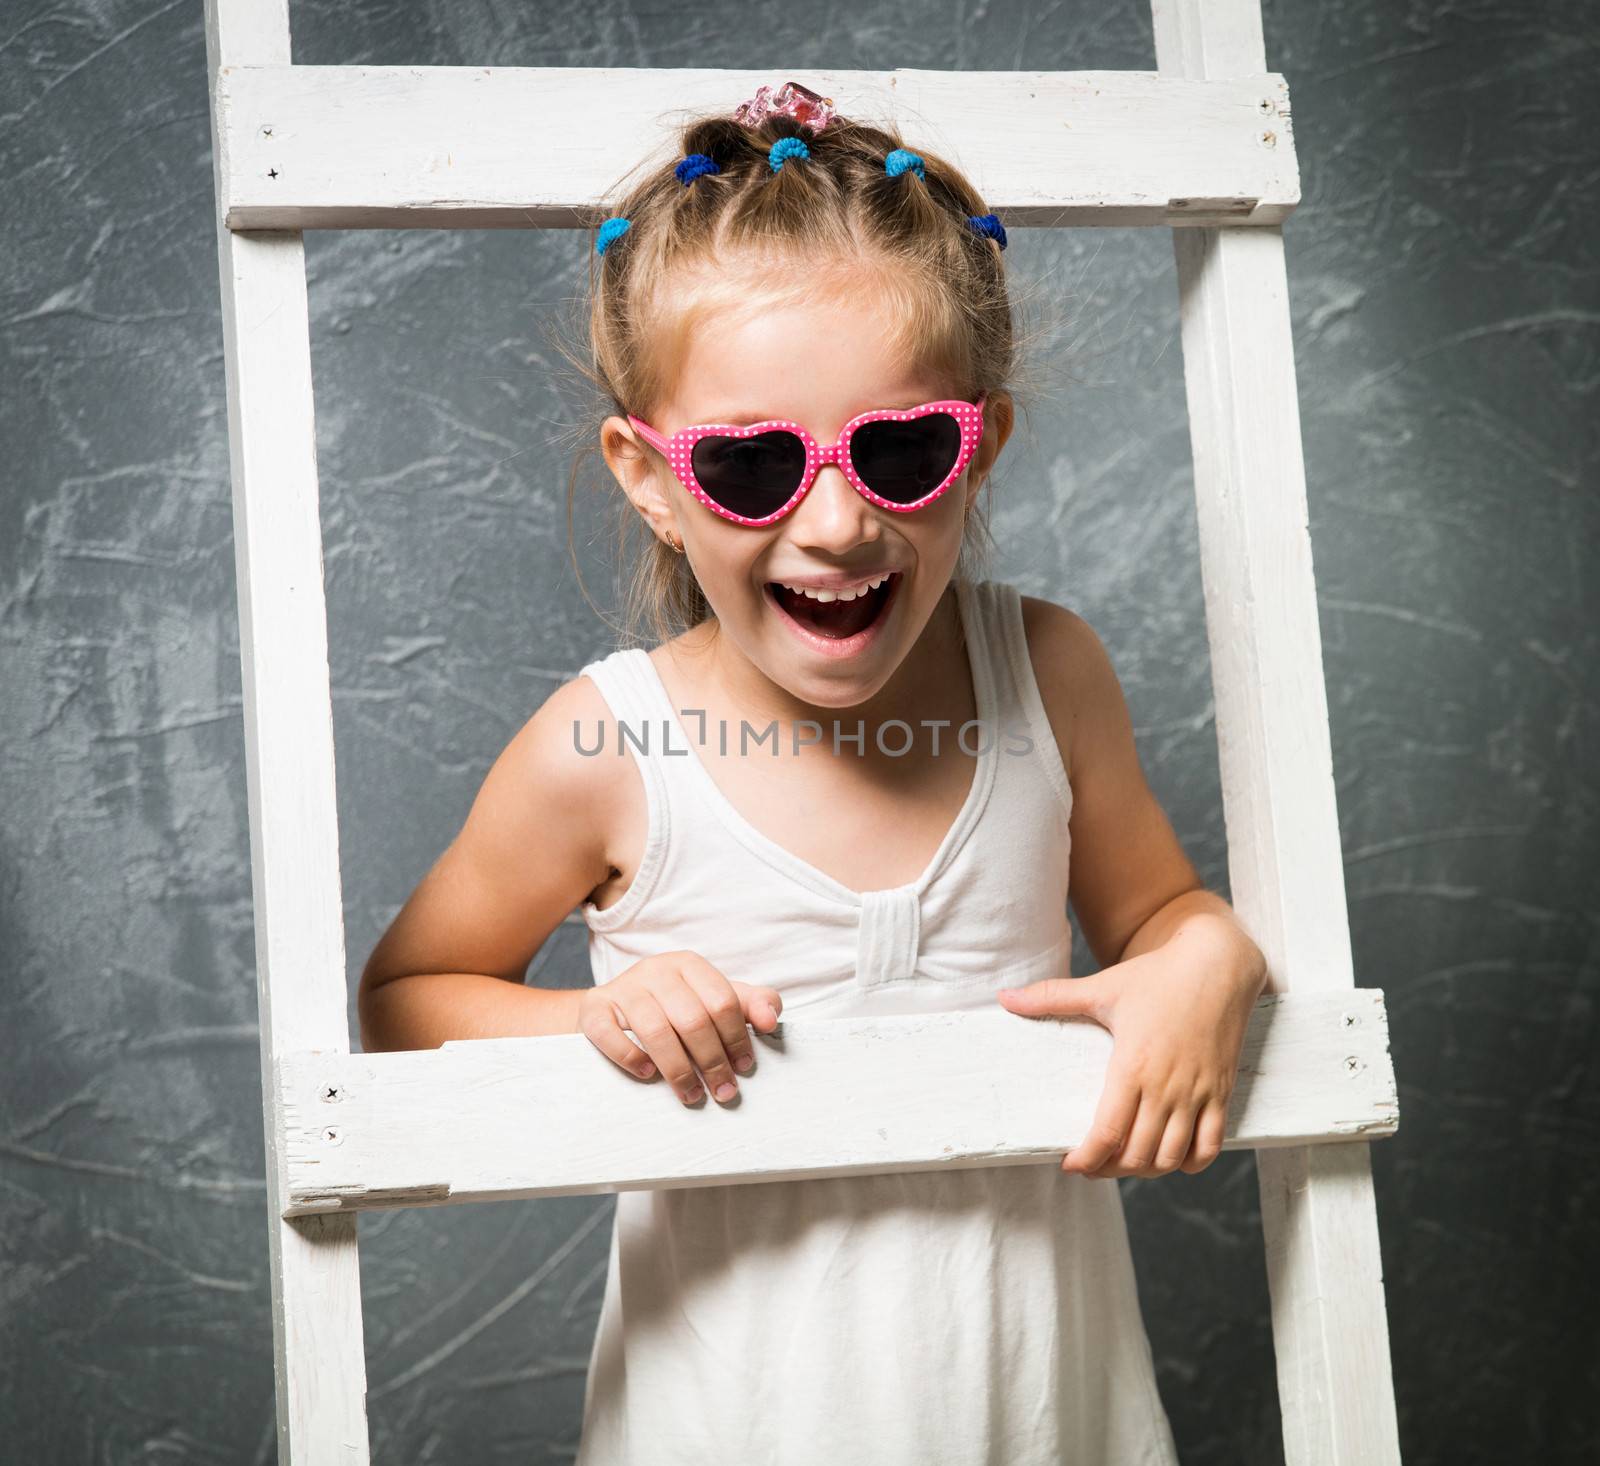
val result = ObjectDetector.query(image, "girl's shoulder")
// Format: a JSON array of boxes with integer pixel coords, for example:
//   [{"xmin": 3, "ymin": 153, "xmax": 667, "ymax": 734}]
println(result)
[
  {"xmin": 398, "ymin": 669, "xmax": 628, "ymax": 981},
  {"xmin": 502, "ymin": 670, "xmax": 630, "ymax": 847},
  {"xmin": 1014, "ymin": 593, "xmax": 1123, "ymax": 788},
  {"xmin": 1014, "ymin": 590, "xmax": 1203, "ymax": 968}
]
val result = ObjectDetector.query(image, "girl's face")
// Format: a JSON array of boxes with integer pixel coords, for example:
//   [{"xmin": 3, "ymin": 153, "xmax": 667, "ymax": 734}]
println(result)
[{"xmin": 603, "ymin": 285, "xmax": 1012, "ymax": 712}]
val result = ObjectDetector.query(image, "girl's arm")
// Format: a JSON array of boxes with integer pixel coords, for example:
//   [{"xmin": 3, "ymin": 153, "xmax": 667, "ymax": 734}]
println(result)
[
  {"xmin": 357, "ymin": 676, "xmax": 623, "ymax": 1051},
  {"xmin": 1021, "ymin": 594, "xmax": 1262, "ymax": 976},
  {"xmin": 1000, "ymin": 597, "xmax": 1268, "ymax": 1179}
]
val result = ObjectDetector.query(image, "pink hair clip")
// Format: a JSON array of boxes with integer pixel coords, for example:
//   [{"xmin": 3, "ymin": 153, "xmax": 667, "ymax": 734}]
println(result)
[{"xmin": 733, "ymin": 81, "xmax": 838, "ymax": 135}]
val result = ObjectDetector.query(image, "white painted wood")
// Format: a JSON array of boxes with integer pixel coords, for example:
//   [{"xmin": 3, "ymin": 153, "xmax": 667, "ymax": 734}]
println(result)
[
  {"xmin": 203, "ymin": 1, "xmax": 1398, "ymax": 1453},
  {"xmin": 203, "ymin": 2, "xmax": 370, "ymax": 1461},
  {"xmin": 1152, "ymin": 2, "xmax": 1404, "ymax": 1463},
  {"xmin": 277, "ymin": 991, "xmax": 1395, "ymax": 1217},
  {"xmin": 213, "ymin": 65, "xmax": 1299, "ymax": 231}
]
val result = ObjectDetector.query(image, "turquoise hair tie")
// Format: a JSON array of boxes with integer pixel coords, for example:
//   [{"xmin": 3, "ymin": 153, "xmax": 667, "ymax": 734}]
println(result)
[
  {"xmin": 768, "ymin": 136, "xmax": 810, "ymax": 171},
  {"xmin": 595, "ymin": 216, "xmax": 631, "ymax": 256},
  {"xmin": 885, "ymin": 148, "xmax": 925, "ymax": 181},
  {"xmin": 967, "ymin": 212, "xmax": 1008, "ymax": 250}
]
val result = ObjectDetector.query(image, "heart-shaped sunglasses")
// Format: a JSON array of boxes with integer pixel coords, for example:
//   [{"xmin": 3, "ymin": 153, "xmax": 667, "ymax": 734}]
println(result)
[{"xmin": 626, "ymin": 394, "xmax": 987, "ymax": 527}]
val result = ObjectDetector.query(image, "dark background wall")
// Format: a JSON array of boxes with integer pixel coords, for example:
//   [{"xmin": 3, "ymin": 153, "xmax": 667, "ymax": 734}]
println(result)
[{"xmin": 2, "ymin": 1, "xmax": 1594, "ymax": 1461}]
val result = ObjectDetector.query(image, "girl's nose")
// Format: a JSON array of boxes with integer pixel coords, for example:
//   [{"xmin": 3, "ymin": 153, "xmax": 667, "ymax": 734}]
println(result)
[{"xmin": 789, "ymin": 464, "xmax": 877, "ymax": 548}]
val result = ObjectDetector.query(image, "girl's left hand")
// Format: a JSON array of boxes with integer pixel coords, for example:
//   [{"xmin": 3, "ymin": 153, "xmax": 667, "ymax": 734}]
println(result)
[{"xmin": 995, "ymin": 933, "xmax": 1266, "ymax": 1179}]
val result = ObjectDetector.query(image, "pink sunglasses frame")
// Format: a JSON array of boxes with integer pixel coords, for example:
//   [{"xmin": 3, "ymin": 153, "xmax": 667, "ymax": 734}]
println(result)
[{"xmin": 626, "ymin": 393, "xmax": 989, "ymax": 527}]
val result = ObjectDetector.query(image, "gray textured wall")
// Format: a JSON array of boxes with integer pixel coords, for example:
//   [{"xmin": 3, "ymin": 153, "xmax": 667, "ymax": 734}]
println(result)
[{"xmin": 2, "ymin": 1, "xmax": 1595, "ymax": 1462}]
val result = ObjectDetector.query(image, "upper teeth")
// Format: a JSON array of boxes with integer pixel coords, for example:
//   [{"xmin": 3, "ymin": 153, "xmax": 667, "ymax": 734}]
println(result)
[{"xmin": 780, "ymin": 572, "xmax": 894, "ymax": 603}]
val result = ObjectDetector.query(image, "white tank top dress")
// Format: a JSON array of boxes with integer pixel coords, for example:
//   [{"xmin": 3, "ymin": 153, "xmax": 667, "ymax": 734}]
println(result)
[{"xmin": 571, "ymin": 576, "xmax": 1180, "ymax": 1466}]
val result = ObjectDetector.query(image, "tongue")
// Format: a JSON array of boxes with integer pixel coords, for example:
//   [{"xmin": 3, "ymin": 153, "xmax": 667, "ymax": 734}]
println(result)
[{"xmin": 776, "ymin": 584, "xmax": 882, "ymax": 639}]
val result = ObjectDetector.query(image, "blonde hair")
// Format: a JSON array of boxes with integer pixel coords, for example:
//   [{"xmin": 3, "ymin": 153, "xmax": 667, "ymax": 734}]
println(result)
[{"xmin": 548, "ymin": 100, "xmax": 1057, "ymax": 649}]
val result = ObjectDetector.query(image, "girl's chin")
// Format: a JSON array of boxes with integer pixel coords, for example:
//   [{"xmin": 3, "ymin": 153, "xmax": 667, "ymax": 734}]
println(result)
[{"xmin": 762, "ymin": 572, "xmax": 902, "ymax": 662}]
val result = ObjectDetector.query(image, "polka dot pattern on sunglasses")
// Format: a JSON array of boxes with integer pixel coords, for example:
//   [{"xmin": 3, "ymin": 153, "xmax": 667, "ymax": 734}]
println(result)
[{"xmin": 628, "ymin": 396, "xmax": 988, "ymax": 527}]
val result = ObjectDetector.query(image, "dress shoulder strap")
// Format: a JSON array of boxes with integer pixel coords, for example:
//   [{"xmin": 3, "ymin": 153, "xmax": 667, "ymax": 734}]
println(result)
[
  {"xmin": 576, "ymin": 646, "xmax": 684, "ymax": 799},
  {"xmin": 574, "ymin": 649, "xmax": 676, "ymax": 928},
  {"xmin": 973, "ymin": 579, "xmax": 1073, "ymax": 817}
]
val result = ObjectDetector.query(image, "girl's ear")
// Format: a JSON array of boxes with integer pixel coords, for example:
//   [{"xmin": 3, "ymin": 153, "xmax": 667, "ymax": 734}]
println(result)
[
  {"xmin": 967, "ymin": 390, "xmax": 1015, "ymax": 497},
  {"xmin": 601, "ymin": 415, "xmax": 682, "ymax": 544}
]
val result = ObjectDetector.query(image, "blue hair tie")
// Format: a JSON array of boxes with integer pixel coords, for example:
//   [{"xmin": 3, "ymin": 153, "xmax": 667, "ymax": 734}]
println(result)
[
  {"xmin": 768, "ymin": 136, "xmax": 810, "ymax": 171},
  {"xmin": 967, "ymin": 212, "xmax": 1008, "ymax": 251},
  {"xmin": 885, "ymin": 148, "xmax": 925, "ymax": 181},
  {"xmin": 595, "ymin": 216, "xmax": 631, "ymax": 256},
  {"xmin": 676, "ymin": 153, "xmax": 721, "ymax": 185}
]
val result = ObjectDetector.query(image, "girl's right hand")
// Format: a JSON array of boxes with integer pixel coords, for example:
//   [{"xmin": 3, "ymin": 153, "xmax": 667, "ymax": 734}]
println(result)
[{"xmin": 577, "ymin": 950, "xmax": 783, "ymax": 1106}]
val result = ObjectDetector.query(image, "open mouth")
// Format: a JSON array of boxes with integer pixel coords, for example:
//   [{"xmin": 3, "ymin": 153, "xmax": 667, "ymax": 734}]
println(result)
[{"xmin": 766, "ymin": 572, "xmax": 901, "ymax": 641}]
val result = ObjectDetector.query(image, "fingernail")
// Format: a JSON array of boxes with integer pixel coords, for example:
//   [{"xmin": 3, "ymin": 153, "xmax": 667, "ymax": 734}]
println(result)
[
  {"xmin": 639, "ymin": 1061, "xmax": 655, "ymax": 1078},
  {"xmin": 683, "ymin": 1086, "xmax": 703, "ymax": 1104},
  {"xmin": 734, "ymin": 1054, "xmax": 754, "ymax": 1073},
  {"xmin": 715, "ymin": 1082, "xmax": 737, "ymax": 1102}
]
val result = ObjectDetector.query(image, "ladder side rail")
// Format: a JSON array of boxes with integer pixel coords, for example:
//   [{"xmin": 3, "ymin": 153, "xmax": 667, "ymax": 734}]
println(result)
[
  {"xmin": 204, "ymin": 1, "xmax": 371, "ymax": 1461},
  {"xmin": 1151, "ymin": 3, "xmax": 1403, "ymax": 1463}
]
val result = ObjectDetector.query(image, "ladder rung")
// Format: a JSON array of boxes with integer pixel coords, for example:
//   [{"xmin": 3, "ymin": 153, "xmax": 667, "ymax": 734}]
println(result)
[
  {"xmin": 276, "ymin": 989, "xmax": 1394, "ymax": 1217},
  {"xmin": 215, "ymin": 66, "xmax": 1299, "ymax": 231}
]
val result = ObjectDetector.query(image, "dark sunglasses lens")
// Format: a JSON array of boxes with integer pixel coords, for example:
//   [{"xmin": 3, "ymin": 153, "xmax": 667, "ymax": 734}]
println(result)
[
  {"xmin": 690, "ymin": 431, "xmax": 807, "ymax": 518},
  {"xmin": 850, "ymin": 414, "xmax": 963, "ymax": 504}
]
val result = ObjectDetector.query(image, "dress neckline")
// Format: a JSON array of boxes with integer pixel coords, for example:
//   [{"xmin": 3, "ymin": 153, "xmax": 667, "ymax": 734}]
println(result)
[{"xmin": 631, "ymin": 576, "xmax": 999, "ymax": 909}]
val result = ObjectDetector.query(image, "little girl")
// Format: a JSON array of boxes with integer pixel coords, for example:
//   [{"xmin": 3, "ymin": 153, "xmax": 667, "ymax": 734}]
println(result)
[{"xmin": 359, "ymin": 80, "xmax": 1267, "ymax": 1465}]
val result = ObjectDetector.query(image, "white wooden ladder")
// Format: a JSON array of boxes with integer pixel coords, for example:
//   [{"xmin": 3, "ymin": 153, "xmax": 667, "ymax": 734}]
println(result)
[{"xmin": 202, "ymin": 0, "xmax": 1403, "ymax": 1460}]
